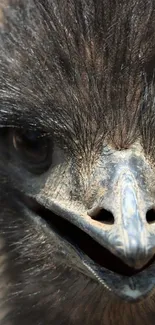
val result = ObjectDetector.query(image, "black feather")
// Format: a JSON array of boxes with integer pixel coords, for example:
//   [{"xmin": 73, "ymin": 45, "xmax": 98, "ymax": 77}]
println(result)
[
  {"xmin": 0, "ymin": 0, "xmax": 155, "ymax": 154},
  {"xmin": 1, "ymin": 2, "xmax": 155, "ymax": 325}
]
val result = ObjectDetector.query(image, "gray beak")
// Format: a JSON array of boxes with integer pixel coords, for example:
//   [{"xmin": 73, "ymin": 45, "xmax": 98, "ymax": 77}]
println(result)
[{"xmin": 87, "ymin": 153, "xmax": 155, "ymax": 271}]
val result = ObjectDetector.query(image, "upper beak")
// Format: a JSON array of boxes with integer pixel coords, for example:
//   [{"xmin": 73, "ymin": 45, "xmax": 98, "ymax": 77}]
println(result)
[
  {"xmin": 110, "ymin": 171, "xmax": 151, "ymax": 269},
  {"xmin": 88, "ymin": 157, "xmax": 155, "ymax": 270}
]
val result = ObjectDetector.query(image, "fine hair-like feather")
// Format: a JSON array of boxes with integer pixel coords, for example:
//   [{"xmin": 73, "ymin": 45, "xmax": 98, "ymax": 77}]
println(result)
[
  {"xmin": 1, "ymin": 1, "xmax": 155, "ymax": 325},
  {"xmin": 0, "ymin": 1, "xmax": 155, "ymax": 153}
]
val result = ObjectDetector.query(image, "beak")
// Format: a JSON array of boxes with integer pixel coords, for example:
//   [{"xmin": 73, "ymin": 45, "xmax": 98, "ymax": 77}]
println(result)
[{"xmin": 88, "ymin": 156, "xmax": 155, "ymax": 270}]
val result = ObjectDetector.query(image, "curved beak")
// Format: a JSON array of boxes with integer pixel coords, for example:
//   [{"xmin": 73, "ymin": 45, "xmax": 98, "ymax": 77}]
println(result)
[
  {"xmin": 88, "ymin": 155, "xmax": 155, "ymax": 270},
  {"xmin": 115, "ymin": 171, "xmax": 151, "ymax": 269}
]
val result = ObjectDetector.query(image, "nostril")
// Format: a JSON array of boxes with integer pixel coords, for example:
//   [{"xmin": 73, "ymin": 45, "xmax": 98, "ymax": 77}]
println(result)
[
  {"xmin": 88, "ymin": 208, "xmax": 115, "ymax": 225},
  {"xmin": 146, "ymin": 209, "xmax": 155, "ymax": 224}
]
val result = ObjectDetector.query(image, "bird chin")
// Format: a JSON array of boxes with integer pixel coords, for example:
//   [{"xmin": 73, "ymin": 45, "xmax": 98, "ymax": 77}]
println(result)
[{"xmin": 23, "ymin": 195, "xmax": 155, "ymax": 304}]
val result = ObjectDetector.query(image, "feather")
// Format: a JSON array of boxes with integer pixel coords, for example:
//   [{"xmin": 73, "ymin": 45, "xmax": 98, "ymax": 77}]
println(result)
[{"xmin": 0, "ymin": 0, "xmax": 155, "ymax": 152}]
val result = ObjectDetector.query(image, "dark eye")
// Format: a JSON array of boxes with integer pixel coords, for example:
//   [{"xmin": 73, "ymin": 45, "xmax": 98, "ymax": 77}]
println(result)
[{"xmin": 12, "ymin": 129, "xmax": 52, "ymax": 172}]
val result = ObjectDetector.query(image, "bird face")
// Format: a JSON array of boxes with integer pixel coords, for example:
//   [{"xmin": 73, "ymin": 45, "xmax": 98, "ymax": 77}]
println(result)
[
  {"xmin": 2, "ymin": 127, "xmax": 155, "ymax": 303},
  {"xmin": 1, "ymin": 0, "xmax": 155, "ymax": 309}
]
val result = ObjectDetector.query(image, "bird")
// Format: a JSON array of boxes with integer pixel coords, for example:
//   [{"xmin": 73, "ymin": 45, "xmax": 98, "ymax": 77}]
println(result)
[{"xmin": 0, "ymin": 0, "xmax": 155, "ymax": 324}]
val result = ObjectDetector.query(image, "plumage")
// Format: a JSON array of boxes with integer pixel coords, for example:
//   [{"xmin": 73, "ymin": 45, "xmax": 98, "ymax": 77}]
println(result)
[
  {"xmin": 1, "ymin": 0, "xmax": 155, "ymax": 150},
  {"xmin": 1, "ymin": 1, "xmax": 155, "ymax": 324}
]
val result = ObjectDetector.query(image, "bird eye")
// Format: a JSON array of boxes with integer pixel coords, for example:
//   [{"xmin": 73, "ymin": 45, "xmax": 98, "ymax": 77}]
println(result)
[{"xmin": 12, "ymin": 129, "xmax": 52, "ymax": 172}]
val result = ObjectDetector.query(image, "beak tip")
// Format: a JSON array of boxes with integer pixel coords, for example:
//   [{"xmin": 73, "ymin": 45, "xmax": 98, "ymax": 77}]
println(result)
[{"xmin": 121, "ymin": 253, "xmax": 154, "ymax": 270}]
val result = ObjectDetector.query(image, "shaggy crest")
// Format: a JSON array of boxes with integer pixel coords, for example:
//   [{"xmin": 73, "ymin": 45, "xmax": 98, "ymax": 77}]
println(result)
[{"xmin": 0, "ymin": 0, "xmax": 155, "ymax": 154}]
